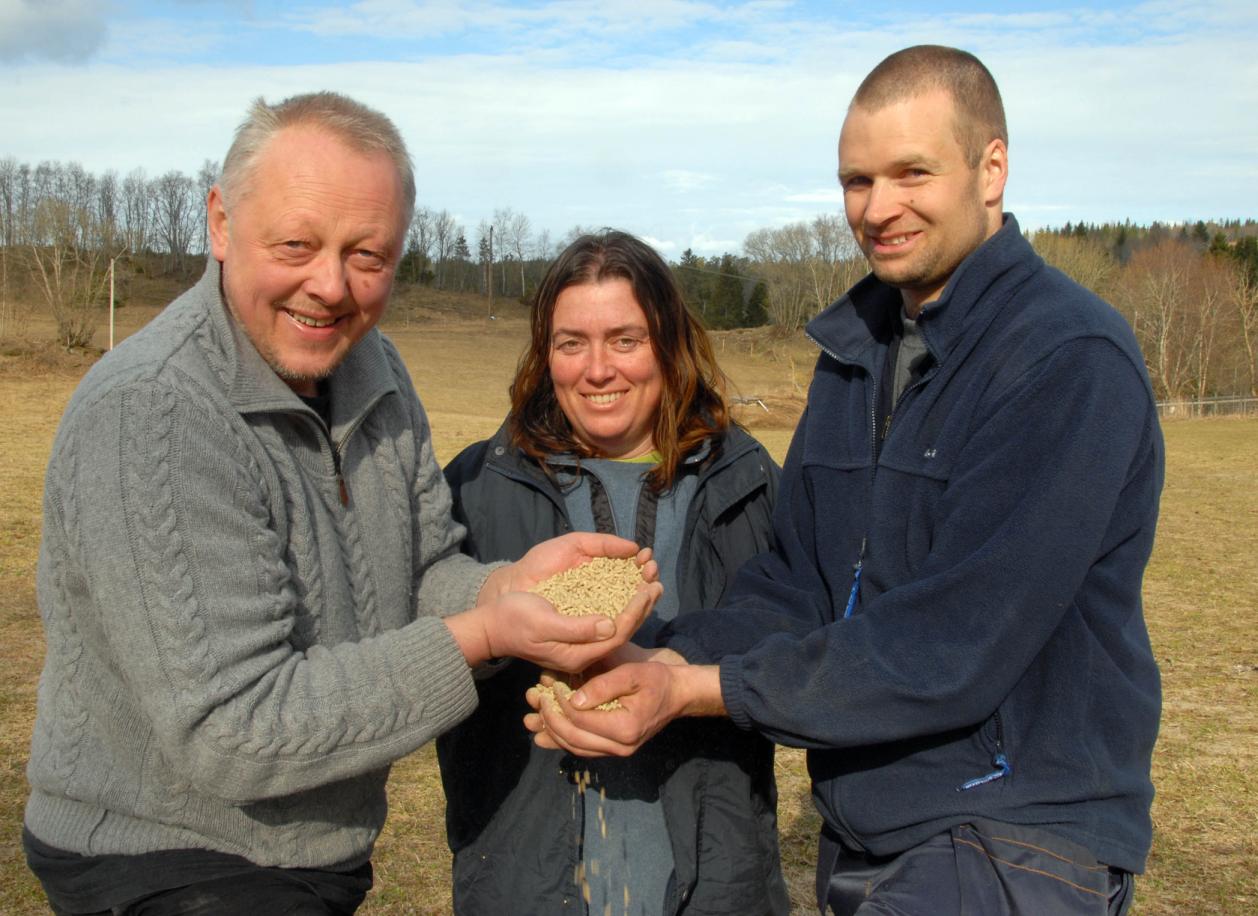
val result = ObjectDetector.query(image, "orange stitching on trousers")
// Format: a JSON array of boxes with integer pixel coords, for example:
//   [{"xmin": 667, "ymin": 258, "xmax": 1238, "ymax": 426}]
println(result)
[
  {"xmin": 985, "ymin": 834, "xmax": 1108, "ymax": 872},
  {"xmin": 953, "ymin": 836, "xmax": 1107, "ymax": 898}
]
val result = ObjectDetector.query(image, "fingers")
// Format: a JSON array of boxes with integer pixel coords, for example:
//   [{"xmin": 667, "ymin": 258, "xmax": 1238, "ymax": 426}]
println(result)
[
  {"xmin": 539, "ymin": 606, "xmax": 618, "ymax": 645},
  {"xmin": 532, "ymin": 692, "xmax": 637, "ymax": 757},
  {"xmin": 566, "ymin": 531, "xmax": 640, "ymax": 559},
  {"xmin": 566, "ymin": 666, "xmax": 635, "ymax": 712},
  {"xmin": 634, "ymin": 547, "xmax": 658, "ymax": 584},
  {"xmin": 612, "ymin": 584, "xmax": 657, "ymax": 641}
]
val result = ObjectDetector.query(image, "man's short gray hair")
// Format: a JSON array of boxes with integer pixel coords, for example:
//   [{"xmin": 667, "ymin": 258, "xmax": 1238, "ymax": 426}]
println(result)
[{"xmin": 219, "ymin": 91, "xmax": 416, "ymax": 222}]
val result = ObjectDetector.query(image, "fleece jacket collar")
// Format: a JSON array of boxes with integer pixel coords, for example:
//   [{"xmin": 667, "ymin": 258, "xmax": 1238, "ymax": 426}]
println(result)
[{"xmin": 807, "ymin": 214, "xmax": 1041, "ymax": 374}]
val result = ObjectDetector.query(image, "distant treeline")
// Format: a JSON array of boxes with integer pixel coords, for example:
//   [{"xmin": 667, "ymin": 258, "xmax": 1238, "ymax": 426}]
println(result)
[
  {"xmin": 1, "ymin": 156, "xmax": 1255, "ymax": 399},
  {"xmin": 1028, "ymin": 219, "xmax": 1258, "ymax": 400}
]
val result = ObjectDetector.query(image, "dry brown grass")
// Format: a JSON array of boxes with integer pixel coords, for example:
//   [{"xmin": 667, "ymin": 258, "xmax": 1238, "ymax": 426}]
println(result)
[{"xmin": 1, "ymin": 300, "xmax": 1253, "ymax": 914}]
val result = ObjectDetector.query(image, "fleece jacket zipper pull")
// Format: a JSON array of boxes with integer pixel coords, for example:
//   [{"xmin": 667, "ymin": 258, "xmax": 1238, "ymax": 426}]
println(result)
[{"xmin": 842, "ymin": 537, "xmax": 866, "ymax": 619}]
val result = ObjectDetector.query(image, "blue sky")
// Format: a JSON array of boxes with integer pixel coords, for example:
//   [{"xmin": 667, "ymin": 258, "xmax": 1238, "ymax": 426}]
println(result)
[{"xmin": 2, "ymin": 0, "xmax": 1255, "ymax": 256}]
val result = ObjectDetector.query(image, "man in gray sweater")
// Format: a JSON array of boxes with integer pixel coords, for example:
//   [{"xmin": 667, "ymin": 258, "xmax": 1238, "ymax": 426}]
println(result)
[{"xmin": 23, "ymin": 92, "xmax": 655, "ymax": 915}]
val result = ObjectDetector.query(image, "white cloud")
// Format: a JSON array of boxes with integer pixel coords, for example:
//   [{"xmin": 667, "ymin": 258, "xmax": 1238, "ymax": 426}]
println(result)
[
  {"xmin": 0, "ymin": 0, "xmax": 107, "ymax": 63},
  {"xmin": 0, "ymin": 1, "xmax": 1254, "ymax": 255},
  {"xmin": 289, "ymin": 0, "xmax": 733, "ymax": 42},
  {"xmin": 640, "ymin": 234, "xmax": 677, "ymax": 253},
  {"xmin": 661, "ymin": 169, "xmax": 717, "ymax": 192}
]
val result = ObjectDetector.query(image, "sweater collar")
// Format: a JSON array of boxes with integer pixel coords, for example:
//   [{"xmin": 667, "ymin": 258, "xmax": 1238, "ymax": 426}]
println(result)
[
  {"xmin": 196, "ymin": 257, "xmax": 399, "ymax": 433},
  {"xmin": 807, "ymin": 214, "xmax": 1038, "ymax": 372}
]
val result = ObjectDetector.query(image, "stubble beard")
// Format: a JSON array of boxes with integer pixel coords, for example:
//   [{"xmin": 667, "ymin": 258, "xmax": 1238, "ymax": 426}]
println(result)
[{"xmin": 224, "ymin": 287, "xmax": 346, "ymax": 390}]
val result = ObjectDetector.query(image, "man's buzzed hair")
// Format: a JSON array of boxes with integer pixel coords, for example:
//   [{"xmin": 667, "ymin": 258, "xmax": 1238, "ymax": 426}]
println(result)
[
  {"xmin": 852, "ymin": 45, "xmax": 1007, "ymax": 168},
  {"xmin": 219, "ymin": 91, "xmax": 416, "ymax": 222}
]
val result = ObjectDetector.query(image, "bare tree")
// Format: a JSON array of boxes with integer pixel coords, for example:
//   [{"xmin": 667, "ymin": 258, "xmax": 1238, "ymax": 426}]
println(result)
[
  {"xmin": 505, "ymin": 209, "xmax": 531, "ymax": 296},
  {"xmin": 1190, "ymin": 257, "xmax": 1230, "ymax": 400},
  {"xmin": 95, "ymin": 170, "xmax": 120, "ymax": 253},
  {"xmin": 534, "ymin": 228, "xmax": 553, "ymax": 265},
  {"xmin": 432, "ymin": 209, "xmax": 457, "ymax": 289},
  {"xmin": 406, "ymin": 206, "xmax": 435, "ymax": 284},
  {"xmin": 0, "ymin": 158, "xmax": 18, "ymax": 323},
  {"xmin": 1225, "ymin": 258, "xmax": 1258, "ymax": 396},
  {"xmin": 476, "ymin": 219, "xmax": 494, "ymax": 297},
  {"xmin": 1031, "ymin": 232, "xmax": 1116, "ymax": 298},
  {"xmin": 744, "ymin": 218, "xmax": 860, "ymax": 334},
  {"xmin": 121, "ymin": 168, "xmax": 153, "ymax": 255},
  {"xmin": 151, "ymin": 170, "xmax": 197, "ymax": 275},
  {"xmin": 808, "ymin": 214, "xmax": 863, "ymax": 312},
  {"xmin": 195, "ymin": 159, "xmax": 220, "ymax": 257},
  {"xmin": 0, "ymin": 157, "xmax": 19, "ymax": 248},
  {"xmin": 744, "ymin": 224, "xmax": 812, "ymax": 333},
  {"xmin": 1122, "ymin": 241, "xmax": 1190, "ymax": 399},
  {"xmin": 492, "ymin": 208, "xmax": 511, "ymax": 295},
  {"xmin": 1117, "ymin": 239, "xmax": 1234, "ymax": 401},
  {"xmin": 26, "ymin": 189, "xmax": 112, "ymax": 348}
]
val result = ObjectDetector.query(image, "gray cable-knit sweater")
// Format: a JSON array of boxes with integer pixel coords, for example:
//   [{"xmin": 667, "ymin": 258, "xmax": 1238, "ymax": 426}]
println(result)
[{"xmin": 25, "ymin": 260, "xmax": 490, "ymax": 870}]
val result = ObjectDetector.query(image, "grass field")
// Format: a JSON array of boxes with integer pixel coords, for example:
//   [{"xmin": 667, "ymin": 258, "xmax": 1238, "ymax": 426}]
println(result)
[{"xmin": 1, "ymin": 300, "xmax": 1254, "ymax": 914}]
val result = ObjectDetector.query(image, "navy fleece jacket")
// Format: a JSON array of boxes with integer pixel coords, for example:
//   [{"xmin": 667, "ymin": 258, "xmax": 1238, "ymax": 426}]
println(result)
[{"xmin": 662, "ymin": 216, "xmax": 1163, "ymax": 874}]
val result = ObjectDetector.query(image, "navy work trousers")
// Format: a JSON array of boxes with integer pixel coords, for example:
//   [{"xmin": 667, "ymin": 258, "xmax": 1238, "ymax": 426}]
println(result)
[{"xmin": 817, "ymin": 820, "xmax": 1133, "ymax": 916}]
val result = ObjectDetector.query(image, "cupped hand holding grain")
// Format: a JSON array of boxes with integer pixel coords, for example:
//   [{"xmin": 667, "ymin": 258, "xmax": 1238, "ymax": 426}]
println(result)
[
  {"xmin": 524, "ymin": 657, "xmax": 725, "ymax": 758},
  {"xmin": 478, "ymin": 531, "xmax": 659, "ymax": 602},
  {"xmin": 446, "ymin": 579, "xmax": 662, "ymax": 673},
  {"xmin": 449, "ymin": 532, "xmax": 661, "ymax": 671}
]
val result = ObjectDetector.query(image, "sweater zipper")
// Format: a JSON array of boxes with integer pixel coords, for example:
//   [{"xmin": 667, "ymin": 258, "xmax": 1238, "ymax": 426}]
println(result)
[
  {"xmin": 325, "ymin": 394, "xmax": 388, "ymax": 508},
  {"xmin": 303, "ymin": 416, "xmax": 348, "ymax": 507},
  {"xmin": 330, "ymin": 415, "xmax": 369, "ymax": 508}
]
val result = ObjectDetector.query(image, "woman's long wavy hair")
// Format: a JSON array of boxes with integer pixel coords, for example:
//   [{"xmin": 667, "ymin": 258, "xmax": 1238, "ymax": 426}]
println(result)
[{"xmin": 509, "ymin": 229, "xmax": 729, "ymax": 492}]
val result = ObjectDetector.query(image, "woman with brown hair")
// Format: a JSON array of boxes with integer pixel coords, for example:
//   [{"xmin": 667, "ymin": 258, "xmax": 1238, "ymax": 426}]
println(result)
[{"xmin": 437, "ymin": 230, "xmax": 788, "ymax": 915}]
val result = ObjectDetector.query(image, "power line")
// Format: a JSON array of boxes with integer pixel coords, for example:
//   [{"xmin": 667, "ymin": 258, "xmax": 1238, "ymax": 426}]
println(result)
[{"xmin": 671, "ymin": 263, "xmax": 762, "ymax": 283}]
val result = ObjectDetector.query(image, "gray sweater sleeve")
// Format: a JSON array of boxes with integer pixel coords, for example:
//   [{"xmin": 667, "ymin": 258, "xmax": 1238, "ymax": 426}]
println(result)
[{"xmin": 46, "ymin": 378, "xmax": 480, "ymax": 804}]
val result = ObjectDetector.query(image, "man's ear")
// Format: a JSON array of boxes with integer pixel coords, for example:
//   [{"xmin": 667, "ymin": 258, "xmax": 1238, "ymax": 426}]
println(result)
[
  {"xmin": 207, "ymin": 185, "xmax": 229, "ymax": 261},
  {"xmin": 981, "ymin": 138, "xmax": 1009, "ymax": 207}
]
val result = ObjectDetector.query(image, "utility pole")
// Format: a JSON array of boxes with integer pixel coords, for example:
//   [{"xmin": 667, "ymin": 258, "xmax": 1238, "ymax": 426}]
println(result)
[
  {"xmin": 487, "ymin": 225, "xmax": 494, "ymax": 320},
  {"xmin": 109, "ymin": 256, "xmax": 116, "ymax": 350}
]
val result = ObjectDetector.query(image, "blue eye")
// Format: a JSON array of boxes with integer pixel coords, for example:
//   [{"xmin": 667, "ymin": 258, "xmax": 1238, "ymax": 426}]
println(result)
[{"xmin": 351, "ymin": 249, "xmax": 386, "ymax": 268}]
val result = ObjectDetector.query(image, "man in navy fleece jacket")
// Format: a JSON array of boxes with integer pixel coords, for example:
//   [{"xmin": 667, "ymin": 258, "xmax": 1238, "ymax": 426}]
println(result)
[{"xmin": 529, "ymin": 45, "xmax": 1163, "ymax": 915}]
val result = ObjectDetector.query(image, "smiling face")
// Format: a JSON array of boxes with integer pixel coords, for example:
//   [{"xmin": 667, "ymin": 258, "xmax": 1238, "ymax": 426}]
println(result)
[
  {"xmin": 838, "ymin": 88, "xmax": 1007, "ymax": 315},
  {"xmin": 548, "ymin": 278, "xmax": 664, "ymax": 459},
  {"xmin": 208, "ymin": 124, "xmax": 407, "ymax": 395}
]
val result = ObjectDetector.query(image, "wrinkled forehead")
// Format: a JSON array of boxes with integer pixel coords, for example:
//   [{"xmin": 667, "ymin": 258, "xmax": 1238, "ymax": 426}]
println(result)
[{"xmin": 243, "ymin": 125, "xmax": 408, "ymax": 206}]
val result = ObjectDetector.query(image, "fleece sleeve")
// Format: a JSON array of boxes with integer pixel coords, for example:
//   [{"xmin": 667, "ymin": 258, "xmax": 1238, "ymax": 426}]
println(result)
[
  {"xmin": 688, "ymin": 338, "xmax": 1159, "ymax": 750},
  {"xmin": 48, "ymin": 378, "xmax": 480, "ymax": 804}
]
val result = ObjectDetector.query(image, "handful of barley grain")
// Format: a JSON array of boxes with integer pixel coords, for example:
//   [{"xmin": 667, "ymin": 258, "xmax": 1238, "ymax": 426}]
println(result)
[{"xmin": 531, "ymin": 556, "xmax": 643, "ymax": 619}]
